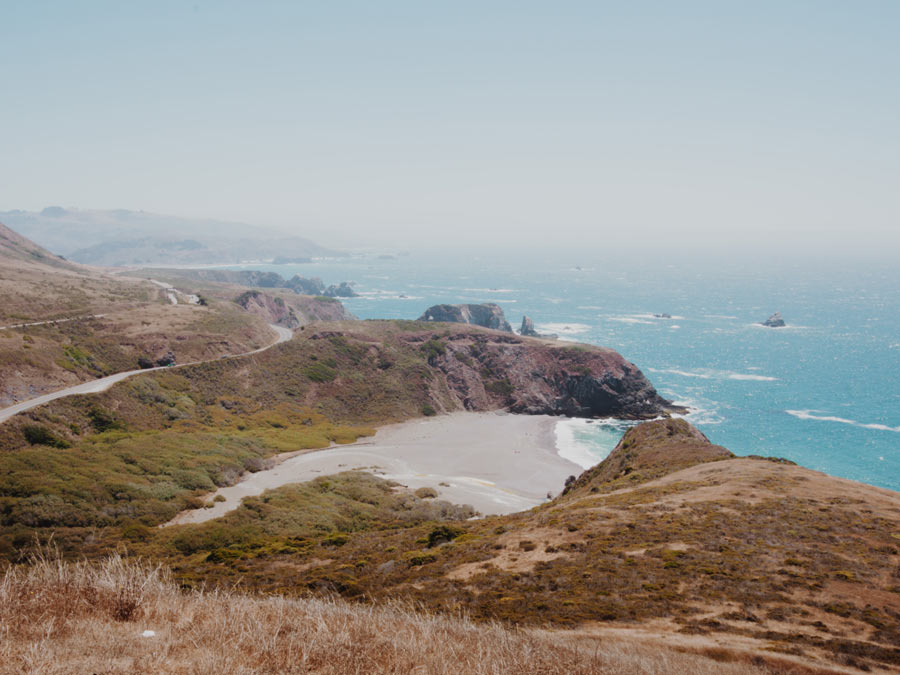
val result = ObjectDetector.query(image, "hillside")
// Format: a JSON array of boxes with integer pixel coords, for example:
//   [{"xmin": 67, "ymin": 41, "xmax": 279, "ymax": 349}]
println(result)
[
  {"xmin": 3, "ymin": 232, "xmax": 898, "ymax": 672},
  {"xmin": 148, "ymin": 419, "xmax": 900, "ymax": 673},
  {"xmin": 0, "ymin": 555, "xmax": 765, "ymax": 675},
  {"xmin": 0, "ymin": 223, "xmax": 278, "ymax": 406},
  {"xmin": 0, "ymin": 207, "xmax": 342, "ymax": 264}
]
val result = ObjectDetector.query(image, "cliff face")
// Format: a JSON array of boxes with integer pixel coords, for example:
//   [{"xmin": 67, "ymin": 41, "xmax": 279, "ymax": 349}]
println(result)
[
  {"xmin": 235, "ymin": 291, "xmax": 300, "ymax": 328},
  {"xmin": 235, "ymin": 291, "xmax": 355, "ymax": 328},
  {"xmin": 418, "ymin": 304, "xmax": 513, "ymax": 333},
  {"xmin": 408, "ymin": 327, "xmax": 679, "ymax": 419}
]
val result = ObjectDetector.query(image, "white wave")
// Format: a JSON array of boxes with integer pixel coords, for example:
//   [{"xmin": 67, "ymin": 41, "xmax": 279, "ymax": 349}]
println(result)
[
  {"xmin": 649, "ymin": 367, "xmax": 777, "ymax": 382},
  {"xmin": 890, "ymin": 343, "xmax": 900, "ymax": 349},
  {"xmin": 536, "ymin": 322, "xmax": 591, "ymax": 334},
  {"xmin": 670, "ymin": 325, "xmax": 681, "ymax": 330},
  {"xmin": 554, "ymin": 420, "xmax": 598, "ymax": 470},
  {"xmin": 608, "ymin": 317, "xmax": 655, "ymax": 325},
  {"xmin": 554, "ymin": 418, "xmax": 635, "ymax": 470},
  {"xmin": 631, "ymin": 313, "xmax": 686, "ymax": 320},
  {"xmin": 462, "ymin": 287, "xmax": 518, "ymax": 293},
  {"xmin": 576, "ymin": 305, "xmax": 605, "ymax": 311},
  {"xmin": 786, "ymin": 410, "xmax": 900, "ymax": 433},
  {"xmin": 669, "ymin": 399, "xmax": 725, "ymax": 425},
  {"xmin": 704, "ymin": 314, "xmax": 739, "ymax": 320}
]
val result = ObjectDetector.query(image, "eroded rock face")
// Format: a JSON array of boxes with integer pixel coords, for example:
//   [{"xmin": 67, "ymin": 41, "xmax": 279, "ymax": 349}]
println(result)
[
  {"xmin": 520, "ymin": 315, "xmax": 538, "ymax": 336},
  {"xmin": 418, "ymin": 303, "xmax": 513, "ymax": 333},
  {"xmin": 406, "ymin": 328, "xmax": 680, "ymax": 419},
  {"xmin": 284, "ymin": 275, "xmax": 326, "ymax": 295},
  {"xmin": 324, "ymin": 281, "xmax": 358, "ymax": 298},
  {"xmin": 234, "ymin": 291, "xmax": 300, "ymax": 329}
]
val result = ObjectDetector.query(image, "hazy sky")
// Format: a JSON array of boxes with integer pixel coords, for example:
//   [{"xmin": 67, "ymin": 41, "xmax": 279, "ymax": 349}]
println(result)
[{"xmin": 2, "ymin": 1, "xmax": 899, "ymax": 256}]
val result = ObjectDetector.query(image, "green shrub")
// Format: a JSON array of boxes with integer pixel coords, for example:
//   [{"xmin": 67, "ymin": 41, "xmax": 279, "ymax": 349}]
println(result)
[
  {"xmin": 422, "ymin": 404, "xmax": 437, "ymax": 417},
  {"xmin": 420, "ymin": 338, "xmax": 446, "ymax": 363},
  {"xmin": 304, "ymin": 363, "xmax": 337, "ymax": 382},
  {"xmin": 407, "ymin": 551, "xmax": 437, "ymax": 566},
  {"xmin": 415, "ymin": 487, "xmax": 438, "ymax": 499},
  {"xmin": 427, "ymin": 525, "xmax": 464, "ymax": 548},
  {"xmin": 22, "ymin": 425, "xmax": 70, "ymax": 448},
  {"xmin": 88, "ymin": 407, "xmax": 123, "ymax": 432}
]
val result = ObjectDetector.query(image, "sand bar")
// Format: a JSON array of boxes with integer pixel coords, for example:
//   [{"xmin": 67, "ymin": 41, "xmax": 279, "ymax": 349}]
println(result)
[{"xmin": 166, "ymin": 411, "xmax": 583, "ymax": 526}]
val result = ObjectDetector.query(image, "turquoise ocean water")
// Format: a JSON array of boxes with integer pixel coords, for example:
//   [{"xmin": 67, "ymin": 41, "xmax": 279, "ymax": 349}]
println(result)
[{"xmin": 227, "ymin": 255, "xmax": 899, "ymax": 492}]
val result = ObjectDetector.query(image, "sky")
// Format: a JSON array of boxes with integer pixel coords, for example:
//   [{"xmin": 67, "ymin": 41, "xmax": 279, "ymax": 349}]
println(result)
[{"xmin": 1, "ymin": 1, "xmax": 899, "ymax": 257}]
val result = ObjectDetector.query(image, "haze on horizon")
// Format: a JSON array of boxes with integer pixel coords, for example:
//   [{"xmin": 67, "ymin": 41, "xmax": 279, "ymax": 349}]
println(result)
[{"xmin": 2, "ymin": 1, "xmax": 899, "ymax": 261}]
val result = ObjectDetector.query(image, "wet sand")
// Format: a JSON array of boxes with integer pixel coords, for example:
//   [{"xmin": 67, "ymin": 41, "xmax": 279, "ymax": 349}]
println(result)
[{"xmin": 165, "ymin": 411, "xmax": 582, "ymax": 525}]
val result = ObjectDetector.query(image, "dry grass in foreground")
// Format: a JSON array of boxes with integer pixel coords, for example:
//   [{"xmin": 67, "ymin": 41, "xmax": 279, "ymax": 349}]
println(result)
[{"xmin": 0, "ymin": 555, "xmax": 768, "ymax": 675}]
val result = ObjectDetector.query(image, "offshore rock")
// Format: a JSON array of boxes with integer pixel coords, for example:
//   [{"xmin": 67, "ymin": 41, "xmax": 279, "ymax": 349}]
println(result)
[
  {"xmin": 284, "ymin": 275, "xmax": 327, "ymax": 295},
  {"xmin": 761, "ymin": 312, "xmax": 786, "ymax": 328},
  {"xmin": 520, "ymin": 315, "xmax": 539, "ymax": 336},
  {"xmin": 324, "ymin": 281, "xmax": 359, "ymax": 298},
  {"xmin": 418, "ymin": 303, "xmax": 513, "ymax": 333},
  {"xmin": 519, "ymin": 315, "xmax": 557, "ymax": 339}
]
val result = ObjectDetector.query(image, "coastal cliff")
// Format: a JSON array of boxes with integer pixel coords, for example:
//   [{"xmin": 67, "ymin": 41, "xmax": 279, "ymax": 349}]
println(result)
[
  {"xmin": 418, "ymin": 303, "xmax": 513, "ymax": 333},
  {"xmin": 234, "ymin": 290, "xmax": 354, "ymax": 328},
  {"xmin": 407, "ymin": 326, "xmax": 680, "ymax": 419}
]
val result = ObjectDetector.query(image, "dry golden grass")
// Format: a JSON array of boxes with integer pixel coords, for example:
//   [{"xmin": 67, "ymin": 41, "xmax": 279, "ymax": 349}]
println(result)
[{"xmin": 0, "ymin": 553, "xmax": 768, "ymax": 674}]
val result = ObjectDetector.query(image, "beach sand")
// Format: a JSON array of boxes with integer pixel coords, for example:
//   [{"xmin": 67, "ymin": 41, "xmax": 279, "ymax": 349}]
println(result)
[{"xmin": 166, "ymin": 411, "xmax": 582, "ymax": 526}]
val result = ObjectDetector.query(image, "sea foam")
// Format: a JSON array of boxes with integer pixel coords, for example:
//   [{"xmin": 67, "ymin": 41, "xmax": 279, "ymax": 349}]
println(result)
[
  {"xmin": 649, "ymin": 368, "xmax": 778, "ymax": 382},
  {"xmin": 786, "ymin": 410, "xmax": 900, "ymax": 433}
]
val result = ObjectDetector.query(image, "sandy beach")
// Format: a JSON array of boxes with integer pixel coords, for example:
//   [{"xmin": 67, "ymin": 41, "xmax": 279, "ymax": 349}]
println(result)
[{"xmin": 166, "ymin": 411, "xmax": 583, "ymax": 526}]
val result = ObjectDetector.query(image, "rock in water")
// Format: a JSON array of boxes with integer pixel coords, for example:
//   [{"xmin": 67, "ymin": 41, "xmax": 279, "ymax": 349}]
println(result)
[
  {"xmin": 762, "ymin": 312, "xmax": 786, "ymax": 328},
  {"xmin": 323, "ymin": 281, "xmax": 359, "ymax": 298},
  {"xmin": 520, "ymin": 315, "xmax": 539, "ymax": 336},
  {"xmin": 283, "ymin": 275, "xmax": 326, "ymax": 295},
  {"xmin": 418, "ymin": 303, "xmax": 513, "ymax": 332}
]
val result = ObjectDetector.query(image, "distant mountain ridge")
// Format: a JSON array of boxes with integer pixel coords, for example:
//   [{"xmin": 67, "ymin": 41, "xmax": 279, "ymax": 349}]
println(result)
[{"xmin": 0, "ymin": 207, "xmax": 343, "ymax": 265}]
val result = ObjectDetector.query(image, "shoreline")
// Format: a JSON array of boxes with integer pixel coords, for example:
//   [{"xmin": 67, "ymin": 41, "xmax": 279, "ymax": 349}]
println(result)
[{"xmin": 165, "ymin": 411, "xmax": 583, "ymax": 526}]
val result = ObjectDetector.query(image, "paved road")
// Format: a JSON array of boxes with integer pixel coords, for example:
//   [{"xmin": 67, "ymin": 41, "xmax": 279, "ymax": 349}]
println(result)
[{"xmin": 0, "ymin": 324, "xmax": 293, "ymax": 424}]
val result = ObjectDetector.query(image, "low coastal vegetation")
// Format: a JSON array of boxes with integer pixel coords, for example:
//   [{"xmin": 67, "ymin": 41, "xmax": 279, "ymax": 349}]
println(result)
[
  {"xmin": 0, "ymin": 553, "xmax": 768, "ymax": 674},
  {"xmin": 1, "ymin": 228, "xmax": 898, "ymax": 673}
]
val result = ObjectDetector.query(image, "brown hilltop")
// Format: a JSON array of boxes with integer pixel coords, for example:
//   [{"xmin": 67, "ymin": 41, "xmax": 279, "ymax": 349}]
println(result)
[{"xmin": 161, "ymin": 417, "xmax": 900, "ymax": 673}]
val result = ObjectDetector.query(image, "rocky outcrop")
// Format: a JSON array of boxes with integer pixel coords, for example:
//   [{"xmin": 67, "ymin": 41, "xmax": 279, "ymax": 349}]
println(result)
[
  {"xmin": 761, "ymin": 312, "xmax": 785, "ymax": 328},
  {"xmin": 519, "ymin": 315, "xmax": 538, "ymax": 336},
  {"xmin": 323, "ymin": 281, "xmax": 358, "ymax": 298},
  {"xmin": 418, "ymin": 303, "xmax": 513, "ymax": 333},
  {"xmin": 284, "ymin": 275, "xmax": 326, "ymax": 295},
  {"xmin": 234, "ymin": 291, "xmax": 300, "ymax": 329},
  {"xmin": 519, "ymin": 315, "xmax": 557, "ymax": 339},
  {"xmin": 293, "ymin": 296, "xmax": 356, "ymax": 322},
  {"xmin": 406, "ymin": 326, "xmax": 681, "ymax": 419}
]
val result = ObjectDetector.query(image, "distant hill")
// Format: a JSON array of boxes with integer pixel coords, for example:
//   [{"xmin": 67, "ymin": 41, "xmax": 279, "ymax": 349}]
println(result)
[
  {"xmin": 0, "ymin": 207, "xmax": 343, "ymax": 265},
  {"xmin": 0, "ymin": 221, "xmax": 80, "ymax": 271}
]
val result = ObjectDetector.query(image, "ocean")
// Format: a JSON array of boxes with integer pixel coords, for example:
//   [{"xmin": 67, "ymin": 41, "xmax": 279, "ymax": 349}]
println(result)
[{"xmin": 226, "ymin": 254, "xmax": 900, "ymax": 493}]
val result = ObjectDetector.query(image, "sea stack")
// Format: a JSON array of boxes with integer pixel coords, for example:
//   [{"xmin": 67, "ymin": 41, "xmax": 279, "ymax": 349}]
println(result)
[
  {"xmin": 761, "ymin": 312, "xmax": 786, "ymax": 328},
  {"xmin": 520, "ymin": 315, "xmax": 539, "ymax": 336}
]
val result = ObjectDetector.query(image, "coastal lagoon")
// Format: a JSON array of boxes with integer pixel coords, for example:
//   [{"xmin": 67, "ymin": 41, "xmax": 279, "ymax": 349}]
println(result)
[{"xmin": 225, "ymin": 255, "xmax": 900, "ymax": 492}]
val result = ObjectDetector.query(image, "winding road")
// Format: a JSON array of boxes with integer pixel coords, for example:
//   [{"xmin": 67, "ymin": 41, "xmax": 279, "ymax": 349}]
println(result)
[{"xmin": 0, "ymin": 323, "xmax": 293, "ymax": 424}]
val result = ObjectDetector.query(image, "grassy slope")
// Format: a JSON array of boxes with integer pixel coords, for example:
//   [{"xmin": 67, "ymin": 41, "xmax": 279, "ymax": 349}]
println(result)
[
  {"xmin": 0, "ymin": 224, "xmax": 275, "ymax": 405},
  {"xmin": 0, "ymin": 555, "xmax": 767, "ymax": 675},
  {"xmin": 120, "ymin": 420, "xmax": 898, "ymax": 674}
]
